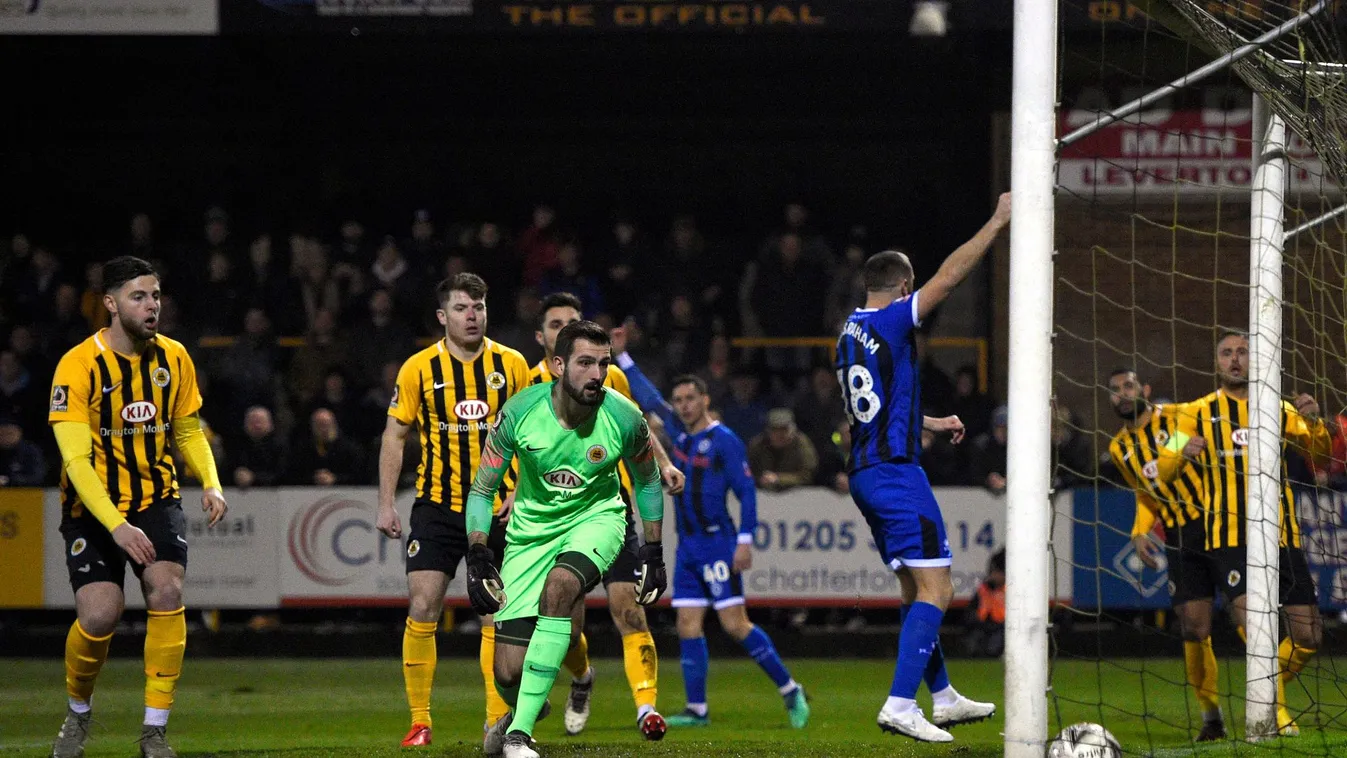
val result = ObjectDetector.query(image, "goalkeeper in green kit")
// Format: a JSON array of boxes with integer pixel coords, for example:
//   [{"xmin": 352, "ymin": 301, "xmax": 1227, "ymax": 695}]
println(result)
[{"xmin": 467, "ymin": 321, "xmax": 668, "ymax": 758}]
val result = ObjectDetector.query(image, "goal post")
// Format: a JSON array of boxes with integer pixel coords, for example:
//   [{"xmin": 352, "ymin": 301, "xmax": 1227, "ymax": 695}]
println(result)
[
  {"xmin": 1004, "ymin": 0, "xmax": 1058, "ymax": 753},
  {"xmin": 1246, "ymin": 92, "xmax": 1288, "ymax": 742}
]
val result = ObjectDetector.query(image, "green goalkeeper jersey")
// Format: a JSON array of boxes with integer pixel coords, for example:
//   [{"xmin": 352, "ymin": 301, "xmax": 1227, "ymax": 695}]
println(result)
[{"xmin": 465, "ymin": 381, "xmax": 663, "ymax": 542}]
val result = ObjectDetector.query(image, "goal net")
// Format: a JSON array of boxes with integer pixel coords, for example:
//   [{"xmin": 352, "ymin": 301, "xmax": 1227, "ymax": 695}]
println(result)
[{"xmin": 1047, "ymin": 0, "xmax": 1347, "ymax": 752}]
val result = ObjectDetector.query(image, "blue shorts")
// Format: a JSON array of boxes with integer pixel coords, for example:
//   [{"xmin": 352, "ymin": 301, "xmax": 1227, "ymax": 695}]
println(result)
[
  {"xmin": 672, "ymin": 535, "xmax": 745, "ymax": 610},
  {"xmin": 849, "ymin": 461, "xmax": 952, "ymax": 570}
]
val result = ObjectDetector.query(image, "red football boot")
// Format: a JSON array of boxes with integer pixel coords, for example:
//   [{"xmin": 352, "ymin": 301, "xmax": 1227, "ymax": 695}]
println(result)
[
  {"xmin": 639, "ymin": 710, "xmax": 667, "ymax": 741},
  {"xmin": 401, "ymin": 724, "xmax": 432, "ymax": 747}
]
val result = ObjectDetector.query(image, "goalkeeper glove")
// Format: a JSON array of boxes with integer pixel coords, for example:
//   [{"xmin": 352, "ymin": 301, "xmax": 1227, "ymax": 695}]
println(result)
[
  {"xmin": 465, "ymin": 543, "xmax": 506, "ymax": 615},
  {"xmin": 634, "ymin": 541, "xmax": 667, "ymax": 606}
]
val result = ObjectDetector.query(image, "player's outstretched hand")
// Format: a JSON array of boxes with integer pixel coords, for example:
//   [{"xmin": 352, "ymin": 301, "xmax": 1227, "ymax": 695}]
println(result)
[
  {"xmin": 634, "ymin": 541, "xmax": 667, "ymax": 606},
  {"xmin": 376, "ymin": 504, "xmax": 402, "ymax": 539},
  {"xmin": 202, "ymin": 487, "xmax": 228, "ymax": 527},
  {"xmin": 112, "ymin": 522, "xmax": 156, "ymax": 566},
  {"xmin": 992, "ymin": 192, "xmax": 1012, "ymax": 227},
  {"xmin": 661, "ymin": 464, "xmax": 685, "ymax": 495},
  {"xmin": 466, "ymin": 544, "xmax": 506, "ymax": 615}
]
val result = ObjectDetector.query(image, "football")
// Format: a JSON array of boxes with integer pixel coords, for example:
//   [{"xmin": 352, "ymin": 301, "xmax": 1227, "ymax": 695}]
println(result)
[{"xmin": 1047, "ymin": 722, "xmax": 1122, "ymax": 758}]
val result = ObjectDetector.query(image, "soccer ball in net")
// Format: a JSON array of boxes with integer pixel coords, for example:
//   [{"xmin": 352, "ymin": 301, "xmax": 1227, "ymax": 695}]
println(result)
[{"xmin": 1047, "ymin": 723, "xmax": 1121, "ymax": 758}]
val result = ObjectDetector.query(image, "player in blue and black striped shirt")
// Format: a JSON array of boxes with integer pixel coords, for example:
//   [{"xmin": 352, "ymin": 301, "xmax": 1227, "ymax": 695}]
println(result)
[
  {"xmin": 614, "ymin": 345, "xmax": 809, "ymax": 730},
  {"xmin": 837, "ymin": 192, "xmax": 1010, "ymax": 743}
]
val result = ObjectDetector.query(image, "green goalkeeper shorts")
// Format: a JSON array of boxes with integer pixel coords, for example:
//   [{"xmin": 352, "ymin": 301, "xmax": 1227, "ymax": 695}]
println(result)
[{"xmin": 494, "ymin": 507, "xmax": 626, "ymax": 626}]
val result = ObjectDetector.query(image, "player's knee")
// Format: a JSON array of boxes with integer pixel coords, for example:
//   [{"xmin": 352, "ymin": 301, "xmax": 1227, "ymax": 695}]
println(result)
[
  {"xmin": 1180, "ymin": 618, "xmax": 1210, "ymax": 642},
  {"xmin": 143, "ymin": 582, "xmax": 182, "ymax": 612},
  {"xmin": 618, "ymin": 602, "xmax": 647, "ymax": 635},
  {"xmin": 78, "ymin": 606, "xmax": 121, "ymax": 637},
  {"xmin": 494, "ymin": 656, "xmax": 521, "ymax": 689},
  {"xmin": 720, "ymin": 613, "xmax": 753, "ymax": 642},
  {"xmin": 539, "ymin": 568, "xmax": 583, "ymax": 617},
  {"xmin": 1287, "ymin": 608, "xmax": 1322, "ymax": 649},
  {"xmin": 675, "ymin": 612, "xmax": 704, "ymax": 639},
  {"xmin": 407, "ymin": 591, "xmax": 442, "ymax": 623}
]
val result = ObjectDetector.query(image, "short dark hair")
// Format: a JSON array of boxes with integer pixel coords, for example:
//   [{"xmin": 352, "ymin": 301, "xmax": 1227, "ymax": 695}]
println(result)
[
  {"xmin": 1108, "ymin": 367, "xmax": 1140, "ymax": 383},
  {"xmin": 437, "ymin": 272, "xmax": 488, "ymax": 306},
  {"xmin": 863, "ymin": 250, "xmax": 914, "ymax": 292},
  {"xmin": 555, "ymin": 320, "xmax": 609, "ymax": 361},
  {"xmin": 538, "ymin": 291, "xmax": 584, "ymax": 329},
  {"xmin": 670, "ymin": 374, "xmax": 708, "ymax": 395},
  {"xmin": 102, "ymin": 256, "xmax": 158, "ymax": 294},
  {"xmin": 1217, "ymin": 329, "xmax": 1249, "ymax": 345}
]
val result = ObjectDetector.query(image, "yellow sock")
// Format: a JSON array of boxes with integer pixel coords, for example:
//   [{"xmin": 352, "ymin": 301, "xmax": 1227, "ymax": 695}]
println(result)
[
  {"xmin": 563, "ymin": 631, "xmax": 591, "ymax": 680},
  {"xmin": 1183, "ymin": 638, "xmax": 1220, "ymax": 716},
  {"xmin": 622, "ymin": 631, "xmax": 658, "ymax": 712},
  {"xmin": 1280, "ymin": 637, "xmax": 1317, "ymax": 682},
  {"xmin": 65, "ymin": 621, "xmax": 112, "ymax": 705},
  {"xmin": 480, "ymin": 624, "xmax": 510, "ymax": 727},
  {"xmin": 403, "ymin": 618, "xmax": 438, "ymax": 728},
  {"xmin": 1236, "ymin": 626, "xmax": 1246, "ymax": 644},
  {"xmin": 1200, "ymin": 637, "xmax": 1219, "ymax": 716},
  {"xmin": 144, "ymin": 608, "xmax": 186, "ymax": 713}
]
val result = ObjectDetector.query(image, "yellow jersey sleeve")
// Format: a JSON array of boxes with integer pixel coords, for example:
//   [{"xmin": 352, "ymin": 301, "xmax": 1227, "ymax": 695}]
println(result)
[
  {"xmin": 48, "ymin": 349, "xmax": 93, "ymax": 425},
  {"xmin": 171, "ymin": 346, "xmax": 204, "ymax": 419},
  {"xmin": 1283, "ymin": 400, "xmax": 1332, "ymax": 467},
  {"xmin": 389, "ymin": 357, "xmax": 423, "ymax": 426}
]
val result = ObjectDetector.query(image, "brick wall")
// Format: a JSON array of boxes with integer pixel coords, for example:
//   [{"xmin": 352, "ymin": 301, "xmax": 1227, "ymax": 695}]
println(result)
[{"xmin": 1049, "ymin": 198, "xmax": 1347, "ymax": 450}]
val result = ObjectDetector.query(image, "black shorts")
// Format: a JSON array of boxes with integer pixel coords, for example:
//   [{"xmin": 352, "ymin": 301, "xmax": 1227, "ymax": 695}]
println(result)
[
  {"xmin": 601, "ymin": 504, "xmax": 640, "ymax": 588},
  {"xmin": 60, "ymin": 499, "xmax": 188, "ymax": 593},
  {"xmin": 405, "ymin": 500, "xmax": 506, "ymax": 578},
  {"xmin": 1210, "ymin": 545, "xmax": 1319, "ymax": 607},
  {"xmin": 1165, "ymin": 520, "xmax": 1222, "ymax": 605}
]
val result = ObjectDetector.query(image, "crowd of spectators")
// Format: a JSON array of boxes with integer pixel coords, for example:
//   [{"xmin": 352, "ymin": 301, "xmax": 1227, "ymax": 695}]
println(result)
[{"xmin": 0, "ymin": 202, "xmax": 1093, "ymax": 494}]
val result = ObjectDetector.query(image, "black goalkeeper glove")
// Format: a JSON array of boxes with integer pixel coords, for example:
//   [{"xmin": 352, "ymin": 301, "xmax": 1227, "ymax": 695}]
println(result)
[
  {"xmin": 465, "ymin": 543, "xmax": 506, "ymax": 615},
  {"xmin": 634, "ymin": 541, "xmax": 667, "ymax": 606}
]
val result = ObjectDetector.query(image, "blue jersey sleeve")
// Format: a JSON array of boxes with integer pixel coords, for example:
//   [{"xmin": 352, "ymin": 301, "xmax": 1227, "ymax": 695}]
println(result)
[
  {"xmin": 872, "ymin": 293, "xmax": 922, "ymax": 343},
  {"xmin": 615, "ymin": 352, "xmax": 681, "ymax": 433},
  {"xmin": 721, "ymin": 430, "xmax": 757, "ymax": 542}
]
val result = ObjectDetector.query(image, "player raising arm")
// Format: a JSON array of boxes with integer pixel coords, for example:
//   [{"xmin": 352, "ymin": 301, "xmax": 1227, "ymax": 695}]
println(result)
[
  {"xmin": 465, "ymin": 321, "xmax": 667, "ymax": 758},
  {"xmin": 48, "ymin": 256, "xmax": 226, "ymax": 758},
  {"xmin": 836, "ymin": 193, "xmax": 1010, "ymax": 742},
  {"xmin": 611, "ymin": 333, "xmax": 809, "ymax": 730}
]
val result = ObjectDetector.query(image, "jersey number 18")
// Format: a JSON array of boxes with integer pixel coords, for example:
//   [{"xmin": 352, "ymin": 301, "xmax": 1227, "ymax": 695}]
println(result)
[{"xmin": 838, "ymin": 366, "xmax": 881, "ymax": 424}]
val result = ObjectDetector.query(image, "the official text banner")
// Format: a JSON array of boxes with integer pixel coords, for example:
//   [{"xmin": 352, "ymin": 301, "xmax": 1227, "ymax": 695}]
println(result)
[
  {"xmin": 40, "ymin": 489, "xmax": 280, "ymax": 609},
  {"xmin": 0, "ymin": 1, "xmax": 218, "ymax": 34}
]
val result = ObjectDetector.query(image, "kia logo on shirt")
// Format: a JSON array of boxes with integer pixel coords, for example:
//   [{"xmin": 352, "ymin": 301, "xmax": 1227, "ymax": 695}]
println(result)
[
  {"xmin": 121, "ymin": 401, "xmax": 158, "ymax": 424},
  {"xmin": 455, "ymin": 400, "xmax": 489, "ymax": 420}
]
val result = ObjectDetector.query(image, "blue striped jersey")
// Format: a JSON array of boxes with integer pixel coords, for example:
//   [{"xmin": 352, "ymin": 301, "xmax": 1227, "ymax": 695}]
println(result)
[
  {"xmin": 835, "ymin": 294, "xmax": 923, "ymax": 471},
  {"xmin": 618, "ymin": 355, "xmax": 758, "ymax": 541}
]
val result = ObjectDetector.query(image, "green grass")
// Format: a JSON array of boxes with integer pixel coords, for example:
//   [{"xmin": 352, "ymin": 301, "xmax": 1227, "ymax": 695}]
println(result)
[{"xmin": 1, "ymin": 657, "xmax": 1346, "ymax": 756}]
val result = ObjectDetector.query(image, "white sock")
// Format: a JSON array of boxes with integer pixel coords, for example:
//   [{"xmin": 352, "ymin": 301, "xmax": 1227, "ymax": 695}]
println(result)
[
  {"xmin": 687, "ymin": 702, "xmax": 708, "ymax": 717},
  {"xmin": 884, "ymin": 696, "xmax": 918, "ymax": 715},
  {"xmin": 575, "ymin": 667, "xmax": 593, "ymax": 685},
  {"xmin": 68, "ymin": 697, "xmax": 91, "ymax": 714},
  {"xmin": 1204, "ymin": 707, "xmax": 1224, "ymax": 724},
  {"xmin": 637, "ymin": 704, "xmax": 654, "ymax": 721},
  {"xmin": 779, "ymin": 679, "xmax": 800, "ymax": 697},
  {"xmin": 931, "ymin": 685, "xmax": 961, "ymax": 708},
  {"xmin": 144, "ymin": 707, "xmax": 170, "ymax": 727}
]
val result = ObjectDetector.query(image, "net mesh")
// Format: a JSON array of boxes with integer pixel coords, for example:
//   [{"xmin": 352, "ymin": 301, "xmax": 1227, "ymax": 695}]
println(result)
[{"xmin": 1047, "ymin": 1, "xmax": 1347, "ymax": 753}]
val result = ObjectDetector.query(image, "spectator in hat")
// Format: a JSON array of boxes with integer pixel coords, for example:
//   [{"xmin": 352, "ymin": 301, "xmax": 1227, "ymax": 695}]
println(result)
[
  {"xmin": 0, "ymin": 412, "xmax": 45, "ymax": 486},
  {"xmin": 749, "ymin": 408, "xmax": 818, "ymax": 492}
]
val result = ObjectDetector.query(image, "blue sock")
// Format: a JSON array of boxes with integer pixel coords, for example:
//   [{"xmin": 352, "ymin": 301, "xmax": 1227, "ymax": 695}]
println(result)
[
  {"xmin": 739, "ymin": 625, "xmax": 794, "ymax": 691},
  {"xmin": 891, "ymin": 601, "xmax": 944, "ymax": 699},
  {"xmin": 680, "ymin": 636, "xmax": 709, "ymax": 707},
  {"xmin": 924, "ymin": 638, "xmax": 951, "ymax": 693}
]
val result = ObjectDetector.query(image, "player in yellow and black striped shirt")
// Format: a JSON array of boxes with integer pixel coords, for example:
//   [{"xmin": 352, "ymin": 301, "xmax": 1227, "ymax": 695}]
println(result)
[
  {"xmin": 1164, "ymin": 331, "xmax": 1332, "ymax": 735},
  {"xmin": 1105, "ymin": 368, "xmax": 1224, "ymax": 740},
  {"xmin": 47, "ymin": 256, "xmax": 226, "ymax": 758},
  {"xmin": 531, "ymin": 292, "xmax": 685, "ymax": 740},
  {"xmin": 375, "ymin": 273, "xmax": 532, "ymax": 746}
]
